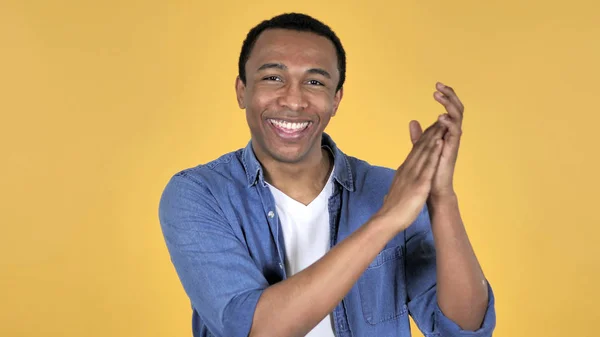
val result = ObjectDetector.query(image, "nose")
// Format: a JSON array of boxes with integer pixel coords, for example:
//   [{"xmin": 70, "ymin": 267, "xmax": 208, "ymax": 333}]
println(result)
[{"xmin": 277, "ymin": 82, "xmax": 308, "ymax": 111}]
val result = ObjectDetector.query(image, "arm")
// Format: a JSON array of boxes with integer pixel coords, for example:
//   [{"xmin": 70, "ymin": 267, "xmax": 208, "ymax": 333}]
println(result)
[
  {"xmin": 159, "ymin": 174, "xmax": 268, "ymax": 337},
  {"xmin": 406, "ymin": 82, "xmax": 496, "ymax": 335},
  {"xmin": 428, "ymin": 193, "xmax": 489, "ymax": 330},
  {"xmin": 428, "ymin": 82, "xmax": 491, "ymax": 329},
  {"xmin": 251, "ymin": 214, "xmax": 398, "ymax": 337},
  {"xmin": 404, "ymin": 205, "xmax": 496, "ymax": 337}
]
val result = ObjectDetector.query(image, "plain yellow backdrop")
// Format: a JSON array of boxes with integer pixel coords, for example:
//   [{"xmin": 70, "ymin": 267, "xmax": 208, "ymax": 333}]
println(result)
[{"xmin": 1, "ymin": 0, "xmax": 599, "ymax": 336}]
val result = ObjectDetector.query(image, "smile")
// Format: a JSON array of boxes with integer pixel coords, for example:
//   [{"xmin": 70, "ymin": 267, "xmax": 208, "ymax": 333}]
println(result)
[
  {"xmin": 267, "ymin": 118, "xmax": 313, "ymax": 139},
  {"xmin": 268, "ymin": 119, "xmax": 311, "ymax": 132}
]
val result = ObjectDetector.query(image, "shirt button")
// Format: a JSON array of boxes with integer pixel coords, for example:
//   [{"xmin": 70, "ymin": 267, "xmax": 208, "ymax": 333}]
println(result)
[
  {"xmin": 268, "ymin": 211, "xmax": 275, "ymax": 218},
  {"xmin": 278, "ymin": 263, "xmax": 284, "ymax": 269}
]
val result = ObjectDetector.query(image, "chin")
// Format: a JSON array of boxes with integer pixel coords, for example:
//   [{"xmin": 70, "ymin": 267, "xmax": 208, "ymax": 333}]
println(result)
[{"xmin": 268, "ymin": 147, "xmax": 309, "ymax": 164}]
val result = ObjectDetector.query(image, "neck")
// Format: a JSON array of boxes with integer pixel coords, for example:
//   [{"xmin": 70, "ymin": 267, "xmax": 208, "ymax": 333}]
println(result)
[{"xmin": 256, "ymin": 144, "xmax": 333, "ymax": 205}]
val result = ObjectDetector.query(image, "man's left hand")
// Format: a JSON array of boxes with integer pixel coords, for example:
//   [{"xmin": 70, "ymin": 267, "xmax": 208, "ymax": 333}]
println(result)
[{"xmin": 409, "ymin": 82, "xmax": 464, "ymax": 199}]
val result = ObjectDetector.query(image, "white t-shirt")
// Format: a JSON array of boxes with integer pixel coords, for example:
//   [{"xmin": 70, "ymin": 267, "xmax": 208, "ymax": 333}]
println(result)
[{"xmin": 266, "ymin": 167, "xmax": 336, "ymax": 337}]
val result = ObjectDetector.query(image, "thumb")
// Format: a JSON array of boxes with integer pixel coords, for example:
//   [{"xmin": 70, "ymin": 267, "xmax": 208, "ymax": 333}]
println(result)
[{"xmin": 409, "ymin": 120, "xmax": 423, "ymax": 145}]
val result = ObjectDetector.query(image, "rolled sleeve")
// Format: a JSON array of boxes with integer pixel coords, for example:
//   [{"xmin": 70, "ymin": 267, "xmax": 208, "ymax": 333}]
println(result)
[
  {"xmin": 159, "ymin": 172, "xmax": 268, "ymax": 337},
  {"xmin": 434, "ymin": 281, "xmax": 496, "ymax": 336}
]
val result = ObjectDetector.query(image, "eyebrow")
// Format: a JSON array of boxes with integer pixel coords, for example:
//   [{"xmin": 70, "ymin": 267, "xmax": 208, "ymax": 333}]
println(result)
[{"xmin": 257, "ymin": 63, "xmax": 332, "ymax": 79}]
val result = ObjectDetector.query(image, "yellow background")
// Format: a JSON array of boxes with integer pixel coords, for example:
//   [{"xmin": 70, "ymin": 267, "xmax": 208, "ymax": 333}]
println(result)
[{"xmin": 2, "ymin": 0, "xmax": 599, "ymax": 336}]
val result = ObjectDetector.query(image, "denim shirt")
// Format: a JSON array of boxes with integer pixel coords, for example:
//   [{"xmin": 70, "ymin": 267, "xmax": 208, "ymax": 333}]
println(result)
[{"xmin": 158, "ymin": 133, "xmax": 496, "ymax": 337}]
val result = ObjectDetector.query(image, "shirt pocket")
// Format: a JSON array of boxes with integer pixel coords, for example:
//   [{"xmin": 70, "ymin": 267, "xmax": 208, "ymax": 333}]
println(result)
[{"xmin": 357, "ymin": 245, "xmax": 407, "ymax": 325}]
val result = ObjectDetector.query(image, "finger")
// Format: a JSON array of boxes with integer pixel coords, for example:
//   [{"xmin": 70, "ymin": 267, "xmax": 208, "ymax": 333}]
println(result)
[
  {"xmin": 414, "ymin": 122, "xmax": 447, "ymax": 170},
  {"xmin": 404, "ymin": 122, "xmax": 436, "ymax": 163},
  {"xmin": 409, "ymin": 120, "xmax": 423, "ymax": 145},
  {"xmin": 414, "ymin": 122, "xmax": 444, "ymax": 151},
  {"xmin": 434, "ymin": 91, "xmax": 463, "ymax": 122},
  {"xmin": 420, "ymin": 138, "xmax": 444, "ymax": 181},
  {"xmin": 437, "ymin": 114, "xmax": 462, "ymax": 162},
  {"xmin": 432, "ymin": 121, "xmax": 448, "ymax": 141},
  {"xmin": 436, "ymin": 82, "xmax": 464, "ymax": 114},
  {"xmin": 412, "ymin": 121, "xmax": 439, "ymax": 149},
  {"xmin": 438, "ymin": 114, "xmax": 462, "ymax": 139},
  {"xmin": 404, "ymin": 122, "xmax": 442, "ymax": 165}
]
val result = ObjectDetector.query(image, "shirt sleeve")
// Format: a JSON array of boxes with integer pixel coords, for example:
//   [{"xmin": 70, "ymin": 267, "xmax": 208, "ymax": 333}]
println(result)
[
  {"xmin": 404, "ymin": 206, "xmax": 497, "ymax": 337},
  {"xmin": 158, "ymin": 172, "xmax": 268, "ymax": 337}
]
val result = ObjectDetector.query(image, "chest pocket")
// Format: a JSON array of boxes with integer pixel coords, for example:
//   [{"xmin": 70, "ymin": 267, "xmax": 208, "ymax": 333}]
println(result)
[{"xmin": 357, "ymin": 245, "xmax": 407, "ymax": 324}]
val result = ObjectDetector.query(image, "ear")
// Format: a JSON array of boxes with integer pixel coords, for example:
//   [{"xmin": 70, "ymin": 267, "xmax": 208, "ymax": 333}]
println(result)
[
  {"xmin": 235, "ymin": 76, "xmax": 246, "ymax": 109},
  {"xmin": 331, "ymin": 87, "xmax": 344, "ymax": 117}
]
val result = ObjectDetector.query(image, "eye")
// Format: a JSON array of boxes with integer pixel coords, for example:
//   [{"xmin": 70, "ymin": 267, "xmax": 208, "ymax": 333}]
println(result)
[
  {"xmin": 263, "ymin": 76, "xmax": 282, "ymax": 82},
  {"xmin": 307, "ymin": 79, "xmax": 324, "ymax": 86}
]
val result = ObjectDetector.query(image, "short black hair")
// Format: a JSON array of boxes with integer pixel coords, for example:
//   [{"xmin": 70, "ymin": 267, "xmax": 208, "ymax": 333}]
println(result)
[{"xmin": 238, "ymin": 13, "xmax": 346, "ymax": 92}]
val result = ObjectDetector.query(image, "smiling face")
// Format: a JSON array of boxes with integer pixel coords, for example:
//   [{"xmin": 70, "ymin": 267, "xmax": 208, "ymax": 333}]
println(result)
[{"xmin": 236, "ymin": 28, "xmax": 343, "ymax": 165}]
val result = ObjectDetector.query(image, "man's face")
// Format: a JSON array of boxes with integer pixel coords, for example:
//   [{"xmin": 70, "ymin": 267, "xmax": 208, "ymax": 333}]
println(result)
[{"xmin": 236, "ymin": 29, "xmax": 343, "ymax": 164}]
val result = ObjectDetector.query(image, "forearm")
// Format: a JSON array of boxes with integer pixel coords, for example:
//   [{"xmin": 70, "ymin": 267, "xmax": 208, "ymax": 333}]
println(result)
[
  {"xmin": 427, "ymin": 193, "xmax": 488, "ymax": 331},
  {"xmin": 249, "ymin": 215, "xmax": 398, "ymax": 337}
]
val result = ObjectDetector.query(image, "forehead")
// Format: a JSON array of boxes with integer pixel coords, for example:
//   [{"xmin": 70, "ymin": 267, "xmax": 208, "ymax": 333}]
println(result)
[{"xmin": 248, "ymin": 29, "xmax": 338, "ymax": 70}]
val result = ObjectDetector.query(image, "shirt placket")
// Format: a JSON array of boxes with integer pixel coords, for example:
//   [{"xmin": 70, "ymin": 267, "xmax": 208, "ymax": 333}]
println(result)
[
  {"xmin": 329, "ymin": 184, "xmax": 352, "ymax": 337},
  {"xmin": 258, "ymin": 183, "xmax": 288, "ymax": 280}
]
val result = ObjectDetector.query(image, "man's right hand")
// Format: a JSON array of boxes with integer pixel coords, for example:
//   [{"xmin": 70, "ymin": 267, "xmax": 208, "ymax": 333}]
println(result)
[{"xmin": 374, "ymin": 121, "xmax": 447, "ymax": 232}]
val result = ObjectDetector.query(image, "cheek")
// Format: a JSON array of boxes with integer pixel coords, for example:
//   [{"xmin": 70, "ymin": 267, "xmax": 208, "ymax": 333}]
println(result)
[
  {"xmin": 248, "ymin": 89, "xmax": 278, "ymax": 115},
  {"xmin": 311, "ymin": 92, "xmax": 336, "ymax": 114}
]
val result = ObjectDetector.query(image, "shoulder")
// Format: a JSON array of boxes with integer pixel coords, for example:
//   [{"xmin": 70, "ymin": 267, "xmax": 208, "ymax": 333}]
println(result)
[
  {"xmin": 159, "ymin": 148, "xmax": 248, "ymax": 210},
  {"xmin": 158, "ymin": 148, "xmax": 250, "ymax": 232},
  {"xmin": 165, "ymin": 148, "xmax": 247, "ymax": 190},
  {"xmin": 345, "ymin": 154, "xmax": 397, "ymax": 189}
]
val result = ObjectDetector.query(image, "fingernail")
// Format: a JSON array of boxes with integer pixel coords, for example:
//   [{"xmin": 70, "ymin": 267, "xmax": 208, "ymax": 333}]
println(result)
[{"xmin": 437, "ymin": 82, "xmax": 445, "ymax": 88}]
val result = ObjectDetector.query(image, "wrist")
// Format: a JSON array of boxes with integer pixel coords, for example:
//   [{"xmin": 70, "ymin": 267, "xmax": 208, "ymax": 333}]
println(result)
[
  {"xmin": 369, "ymin": 212, "xmax": 408, "ymax": 237},
  {"xmin": 427, "ymin": 191, "xmax": 458, "ymax": 209}
]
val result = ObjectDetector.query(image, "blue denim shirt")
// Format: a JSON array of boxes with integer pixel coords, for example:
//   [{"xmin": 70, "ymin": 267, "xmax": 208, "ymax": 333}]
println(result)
[{"xmin": 158, "ymin": 133, "xmax": 496, "ymax": 337}]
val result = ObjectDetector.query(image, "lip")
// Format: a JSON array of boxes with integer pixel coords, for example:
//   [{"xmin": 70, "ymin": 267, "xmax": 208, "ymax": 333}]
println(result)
[
  {"xmin": 267, "ymin": 118, "xmax": 312, "ymax": 123},
  {"xmin": 266, "ymin": 118, "xmax": 313, "ymax": 140}
]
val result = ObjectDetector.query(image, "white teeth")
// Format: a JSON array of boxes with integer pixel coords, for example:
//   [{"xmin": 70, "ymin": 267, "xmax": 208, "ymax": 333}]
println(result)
[{"xmin": 270, "ymin": 119, "xmax": 310, "ymax": 131}]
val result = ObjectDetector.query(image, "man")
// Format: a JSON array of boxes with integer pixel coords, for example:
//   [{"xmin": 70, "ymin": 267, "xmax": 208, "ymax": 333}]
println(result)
[{"xmin": 159, "ymin": 12, "xmax": 496, "ymax": 337}]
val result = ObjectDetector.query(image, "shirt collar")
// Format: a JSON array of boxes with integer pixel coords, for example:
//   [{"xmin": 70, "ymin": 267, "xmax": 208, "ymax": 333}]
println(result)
[{"xmin": 241, "ymin": 132, "xmax": 355, "ymax": 191}]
